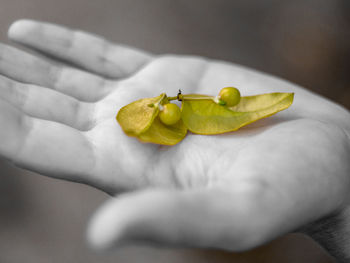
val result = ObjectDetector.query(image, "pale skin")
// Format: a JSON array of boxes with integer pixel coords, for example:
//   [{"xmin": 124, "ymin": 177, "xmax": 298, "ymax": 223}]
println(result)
[{"xmin": 1, "ymin": 20, "xmax": 350, "ymax": 261}]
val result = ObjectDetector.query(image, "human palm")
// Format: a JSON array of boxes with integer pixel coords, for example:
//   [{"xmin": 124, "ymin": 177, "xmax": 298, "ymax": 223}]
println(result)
[{"xmin": 1, "ymin": 20, "xmax": 350, "ymax": 260}]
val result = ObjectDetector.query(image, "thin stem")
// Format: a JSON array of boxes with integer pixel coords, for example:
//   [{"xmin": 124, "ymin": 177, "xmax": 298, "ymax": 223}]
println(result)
[
  {"xmin": 167, "ymin": 95, "xmax": 215, "ymax": 101},
  {"xmin": 182, "ymin": 96, "xmax": 215, "ymax": 100}
]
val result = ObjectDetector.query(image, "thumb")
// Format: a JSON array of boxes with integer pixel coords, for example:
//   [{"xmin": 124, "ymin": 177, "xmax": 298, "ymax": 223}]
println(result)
[{"xmin": 86, "ymin": 186, "xmax": 281, "ymax": 252}]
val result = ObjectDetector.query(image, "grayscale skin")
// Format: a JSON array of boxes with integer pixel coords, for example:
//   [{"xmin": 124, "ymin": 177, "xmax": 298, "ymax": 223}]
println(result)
[{"xmin": 0, "ymin": 20, "xmax": 349, "ymax": 262}]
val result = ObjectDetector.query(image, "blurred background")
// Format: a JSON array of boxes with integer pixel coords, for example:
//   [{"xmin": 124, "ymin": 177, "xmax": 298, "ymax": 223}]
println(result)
[{"xmin": 0, "ymin": 0, "xmax": 349, "ymax": 262}]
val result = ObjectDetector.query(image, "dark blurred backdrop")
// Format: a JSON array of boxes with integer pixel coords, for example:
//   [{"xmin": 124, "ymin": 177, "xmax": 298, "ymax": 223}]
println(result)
[{"xmin": 0, "ymin": 0, "xmax": 349, "ymax": 262}]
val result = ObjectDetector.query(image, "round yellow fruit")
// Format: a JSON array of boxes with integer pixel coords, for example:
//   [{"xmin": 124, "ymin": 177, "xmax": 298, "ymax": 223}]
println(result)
[
  {"xmin": 219, "ymin": 87, "xmax": 241, "ymax": 107},
  {"xmin": 159, "ymin": 103, "xmax": 181, "ymax": 125}
]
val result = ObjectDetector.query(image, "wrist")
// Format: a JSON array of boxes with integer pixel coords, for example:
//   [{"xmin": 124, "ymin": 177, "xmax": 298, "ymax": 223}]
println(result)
[{"xmin": 298, "ymin": 207, "xmax": 350, "ymax": 263}]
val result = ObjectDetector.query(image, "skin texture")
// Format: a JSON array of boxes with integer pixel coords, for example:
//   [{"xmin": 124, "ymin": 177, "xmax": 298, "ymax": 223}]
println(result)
[{"xmin": 0, "ymin": 20, "xmax": 350, "ymax": 261}]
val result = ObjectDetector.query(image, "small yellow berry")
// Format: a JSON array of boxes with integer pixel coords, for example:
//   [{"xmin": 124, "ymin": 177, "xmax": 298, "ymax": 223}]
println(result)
[
  {"xmin": 159, "ymin": 103, "xmax": 181, "ymax": 125},
  {"xmin": 219, "ymin": 87, "xmax": 241, "ymax": 107}
]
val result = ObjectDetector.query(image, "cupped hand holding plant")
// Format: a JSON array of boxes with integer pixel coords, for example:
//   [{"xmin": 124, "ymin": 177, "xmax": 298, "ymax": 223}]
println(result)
[{"xmin": 1, "ymin": 20, "xmax": 350, "ymax": 261}]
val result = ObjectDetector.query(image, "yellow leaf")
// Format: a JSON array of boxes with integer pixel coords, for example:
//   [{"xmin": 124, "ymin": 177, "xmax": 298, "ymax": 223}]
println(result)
[
  {"xmin": 229, "ymin": 93, "xmax": 293, "ymax": 112},
  {"xmin": 117, "ymin": 93, "xmax": 187, "ymax": 145},
  {"xmin": 181, "ymin": 92, "xmax": 294, "ymax": 135},
  {"xmin": 138, "ymin": 117, "xmax": 187, "ymax": 145},
  {"xmin": 117, "ymin": 94, "xmax": 165, "ymax": 136}
]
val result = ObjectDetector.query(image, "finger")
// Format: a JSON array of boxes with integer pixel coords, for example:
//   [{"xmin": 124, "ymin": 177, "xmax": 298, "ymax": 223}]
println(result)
[
  {"xmin": 0, "ymin": 98, "xmax": 95, "ymax": 184},
  {"xmin": 0, "ymin": 75, "xmax": 95, "ymax": 130},
  {"xmin": 8, "ymin": 20, "xmax": 153, "ymax": 79},
  {"xmin": 0, "ymin": 43, "xmax": 110, "ymax": 102},
  {"xmin": 87, "ymin": 186, "xmax": 293, "ymax": 252}
]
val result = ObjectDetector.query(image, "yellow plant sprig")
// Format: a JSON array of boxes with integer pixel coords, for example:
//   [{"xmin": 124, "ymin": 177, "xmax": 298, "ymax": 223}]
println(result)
[{"xmin": 117, "ymin": 88, "xmax": 294, "ymax": 145}]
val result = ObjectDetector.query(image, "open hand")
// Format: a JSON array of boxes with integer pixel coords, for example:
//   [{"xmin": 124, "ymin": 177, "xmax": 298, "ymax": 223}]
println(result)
[{"xmin": 1, "ymin": 20, "xmax": 349, "ymax": 260}]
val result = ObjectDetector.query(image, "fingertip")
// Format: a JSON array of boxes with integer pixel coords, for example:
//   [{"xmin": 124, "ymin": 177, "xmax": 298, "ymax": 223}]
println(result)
[
  {"xmin": 85, "ymin": 191, "xmax": 170, "ymax": 251},
  {"xmin": 86, "ymin": 219, "xmax": 112, "ymax": 251},
  {"xmin": 8, "ymin": 19, "xmax": 37, "ymax": 40},
  {"xmin": 86, "ymin": 199, "xmax": 127, "ymax": 251}
]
